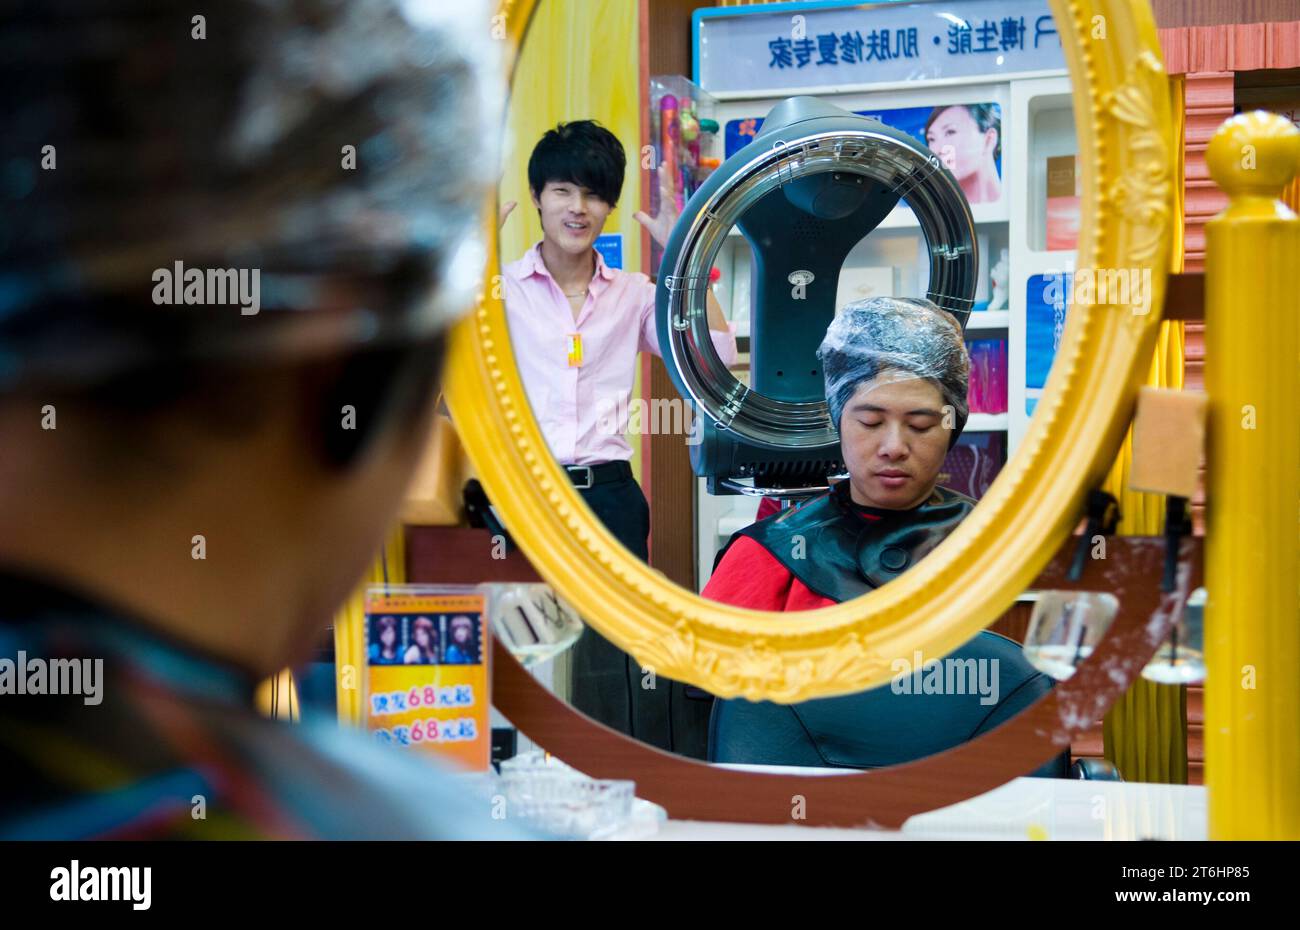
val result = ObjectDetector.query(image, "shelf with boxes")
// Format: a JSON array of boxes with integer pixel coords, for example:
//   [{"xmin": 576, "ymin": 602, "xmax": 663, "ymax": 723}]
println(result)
[{"xmin": 1008, "ymin": 76, "xmax": 1079, "ymax": 453}]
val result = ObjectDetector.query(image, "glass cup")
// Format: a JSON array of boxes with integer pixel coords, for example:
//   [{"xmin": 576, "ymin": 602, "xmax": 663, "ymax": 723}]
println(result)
[
  {"xmin": 1022, "ymin": 590, "xmax": 1119, "ymax": 680},
  {"xmin": 488, "ymin": 583, "xmax": 584, "ymax": 668},
  {"xmin": 497, "ymin": 750, "xmax": 635, "ymax": 839},
  {"xmin": 1141, "ymin": 586, "xmax": 1206, "ymax": 684}
]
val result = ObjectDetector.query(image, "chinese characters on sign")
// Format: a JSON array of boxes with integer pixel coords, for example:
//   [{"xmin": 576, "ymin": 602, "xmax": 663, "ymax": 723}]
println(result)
[
  {"xmin": 373, "ymin": 717, "xmax": 479, "ymax": 747},
  {"xmin": 697, "ymin": 1, "xmax": 1063, "ymax": 93},
  {"xmin": 941, "ymin": 16, "xmax": 1053, "ymax": 56},
  {"xmin": 370, "ymin": 683, "xmax": 476, "ymax": 716},
  {"xmin": 767, "ymin": 16, "xmax": 1056, "ymax": 71},
  {"xmin": 768, "ymin": 28, "xmax": 920, "ymax": 69}
]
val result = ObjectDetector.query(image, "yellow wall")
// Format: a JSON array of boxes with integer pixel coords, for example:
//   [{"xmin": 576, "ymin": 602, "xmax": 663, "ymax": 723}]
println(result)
[
  {"xmin": 499, "ymin": 0, "xmax": 645, "ymax": 479},
  {"xmin": 499, "ymin": 0, "xmax": 642, "ymax": 269},
  {"xmin": 332, "ymin": 527, "xmax": 408, "ymax": 725},
  {"xmin": 1097, "ymin": 74, "xmax": 1189, "ymax": 784}
]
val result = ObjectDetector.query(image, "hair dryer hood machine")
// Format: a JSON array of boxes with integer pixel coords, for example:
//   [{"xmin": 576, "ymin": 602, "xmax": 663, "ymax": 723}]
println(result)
[{"xmin": 654, "ymin": 96, "xmax": 978, "ymax": 497}]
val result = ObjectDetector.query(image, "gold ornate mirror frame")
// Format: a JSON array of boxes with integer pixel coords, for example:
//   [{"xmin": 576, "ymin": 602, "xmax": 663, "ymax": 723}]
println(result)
[{"xmin": 445, "ymin": 0, "xmax": 1173, "ymax": 704}]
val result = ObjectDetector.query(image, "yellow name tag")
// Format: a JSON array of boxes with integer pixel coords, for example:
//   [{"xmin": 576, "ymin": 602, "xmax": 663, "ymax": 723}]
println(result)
[{"xmin": 566, "ymin": 333, "xmax": 583, "ymax": 368}]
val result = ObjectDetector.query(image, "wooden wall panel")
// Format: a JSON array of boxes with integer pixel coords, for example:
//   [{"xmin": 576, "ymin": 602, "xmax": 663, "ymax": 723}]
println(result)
[
  {"xmin": 642, "ymin": 0, "xmax": 708, "ymax": 589},
  {"xmin": 1160, "ymin": 21, "xmax": 1300, "ymax": 74},
  {"xmin": 1152, "ymin": 0, "xmax": 1300, "ymax": 29},
  {"xmin": 1182, "ymin": 72, "xmax": 1235, "ymax": 275}
]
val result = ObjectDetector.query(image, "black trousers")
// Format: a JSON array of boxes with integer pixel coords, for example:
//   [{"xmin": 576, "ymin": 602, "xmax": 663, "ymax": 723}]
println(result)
[{"xmin": 568, "ymin": 472, "xmax": 712, "ymax": 760}]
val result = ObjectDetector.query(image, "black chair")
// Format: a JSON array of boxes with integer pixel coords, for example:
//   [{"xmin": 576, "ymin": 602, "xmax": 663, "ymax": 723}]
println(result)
[{"xmin": 708, "ymin": 630, "xmax": 1120, "ymax": 780}]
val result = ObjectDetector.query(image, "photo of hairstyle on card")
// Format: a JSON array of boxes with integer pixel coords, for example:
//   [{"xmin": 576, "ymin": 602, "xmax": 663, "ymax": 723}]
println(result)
[
  {"xmin": 442, "ymin": 615, "xmax": 482, "ymax": 665},
  {"xmin": 403, "ymin": 616, "xmax": 440, "ymax": 665},
  {"xmin": 368, "ymin": 615, "xmax": 403, "ymax": 666}
]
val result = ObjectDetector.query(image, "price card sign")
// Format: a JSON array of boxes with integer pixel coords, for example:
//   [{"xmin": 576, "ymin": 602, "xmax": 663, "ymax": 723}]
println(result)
[{"xmin": 364, "ymin": 585, "xmax": 490, "ymax": 771}]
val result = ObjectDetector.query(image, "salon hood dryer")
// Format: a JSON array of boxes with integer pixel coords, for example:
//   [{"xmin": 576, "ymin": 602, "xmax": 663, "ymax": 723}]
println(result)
[{"xmin": 655, "ymin": 96, "xmax": 978, "ymax": 498}]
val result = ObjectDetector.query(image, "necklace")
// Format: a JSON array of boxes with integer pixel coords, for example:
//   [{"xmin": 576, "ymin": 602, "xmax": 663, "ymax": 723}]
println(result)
[{"xmin": 563, "ymin": 288, "xmax": 588, "ymax": 298}]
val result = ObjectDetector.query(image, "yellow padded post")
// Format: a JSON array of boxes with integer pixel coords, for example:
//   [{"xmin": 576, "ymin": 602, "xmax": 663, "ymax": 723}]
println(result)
[{"xmin": 1203, "ymin": 111, "xmax": 1300, "ymax": 839}]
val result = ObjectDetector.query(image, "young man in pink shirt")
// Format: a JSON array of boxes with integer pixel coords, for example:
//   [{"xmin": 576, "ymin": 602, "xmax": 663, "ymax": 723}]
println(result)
[{"xmin": 501, "ymin": 121, "xmax": 737, "ymax": 756}]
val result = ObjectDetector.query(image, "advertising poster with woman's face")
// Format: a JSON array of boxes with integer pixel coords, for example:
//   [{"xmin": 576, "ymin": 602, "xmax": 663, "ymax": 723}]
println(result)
[
  {"xmin": 923, "ymin": 103, "xmax": 1002, "ymax": 204},
  {"xmin": 725, "ymin": 101, "xmax": 1003, "ymax": 206},
  {"xmin": 364, "ymin": 590, "xmax": 491, "ymax": 771}
]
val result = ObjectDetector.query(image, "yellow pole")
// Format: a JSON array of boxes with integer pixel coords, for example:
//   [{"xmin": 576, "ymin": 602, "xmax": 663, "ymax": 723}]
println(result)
[{"xmin": 1204, "ymin": 111, "xmax": 1300, "ymax": 839}]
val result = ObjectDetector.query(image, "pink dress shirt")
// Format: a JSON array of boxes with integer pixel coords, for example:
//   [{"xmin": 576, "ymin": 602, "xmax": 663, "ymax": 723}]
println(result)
[{"xmin": 502, "ymin": 242, "xmax": 738, "ymax": 466}]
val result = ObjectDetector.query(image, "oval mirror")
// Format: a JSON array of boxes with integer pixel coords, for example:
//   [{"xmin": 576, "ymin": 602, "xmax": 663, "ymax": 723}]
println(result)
[{"xmin": 446, "ymin": 0, "xmax": 1173, "ymax": 767}]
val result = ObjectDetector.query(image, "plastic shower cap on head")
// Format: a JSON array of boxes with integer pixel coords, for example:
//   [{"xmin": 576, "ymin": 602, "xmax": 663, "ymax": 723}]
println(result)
[
  {"xmin": 817, "ymin": 296, "xmax": 970, "ymax": 444},
  {"xmin": 0, "ymin": 0, "xmax": 504, "ymax": 390}
]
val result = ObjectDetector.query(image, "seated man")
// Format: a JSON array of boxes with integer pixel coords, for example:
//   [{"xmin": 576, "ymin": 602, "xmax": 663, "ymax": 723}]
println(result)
[
  {"xmin": 705, "ymin": 296, "xmax": 976, "ymax": 608},
  {"xmin": 703, "ymin": 297, "xmax": 1060, "ymax": 773}
]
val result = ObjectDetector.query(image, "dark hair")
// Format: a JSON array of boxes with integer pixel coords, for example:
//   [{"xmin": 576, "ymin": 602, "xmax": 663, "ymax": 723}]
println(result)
[
  {"xmin": 527, "ymin": 120, "xmax": 626, "ymax": 207},
  {"xmin": 0, "ymin": 1, "xmax": 485, "ymax": 398},
  {"xmin": 924, "ymin": 104, "xmax": 1001, "ymax": 163},
  {"xmin": 376, "ymin": 616, "xmax": 399, "ymax": 655},
  {"xmin": 411, "ymin": 617, "xmax": 437, "ymax": 660}
]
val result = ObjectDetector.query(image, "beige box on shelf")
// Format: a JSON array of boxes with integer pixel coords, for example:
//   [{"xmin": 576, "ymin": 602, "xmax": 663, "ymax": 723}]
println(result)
[
  {"xmin": 837, "ymin": 265, "xmax": 895, "ymax": 304},
  {"xmin": 1129, "ymin": 386, "xmax": 1208, "ymax": 499}
]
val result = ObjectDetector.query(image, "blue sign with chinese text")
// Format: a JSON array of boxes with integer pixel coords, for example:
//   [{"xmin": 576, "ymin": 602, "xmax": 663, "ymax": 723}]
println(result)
[
  {"xmin": 594, "ymin": 233, "xmax": 623, "ymax": 270},
  {"xmin": 695, "ymin": 0, "xmax": 1063, "ymax": 94}
]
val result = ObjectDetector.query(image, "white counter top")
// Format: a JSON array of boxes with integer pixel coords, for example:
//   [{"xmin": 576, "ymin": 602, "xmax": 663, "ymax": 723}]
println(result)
[{"xmin": 641, "ymin": 770, "xmax": 1207, "ymax": 841}]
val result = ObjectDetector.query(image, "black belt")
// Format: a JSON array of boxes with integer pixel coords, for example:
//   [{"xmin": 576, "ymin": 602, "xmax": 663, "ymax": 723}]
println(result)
[{"xmin": 564, "ymin": 460, "xmax": 632, "ymax": 490}]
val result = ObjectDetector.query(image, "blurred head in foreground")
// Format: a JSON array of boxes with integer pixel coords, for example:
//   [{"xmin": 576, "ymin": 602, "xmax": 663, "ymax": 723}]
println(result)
[
  {"xmin": 0, "ymin": 0, "xmax": 500, "ymax": 675},
  {"xmin": 0, "ymin": 0, "xmax": 540, "ymax": 839}
]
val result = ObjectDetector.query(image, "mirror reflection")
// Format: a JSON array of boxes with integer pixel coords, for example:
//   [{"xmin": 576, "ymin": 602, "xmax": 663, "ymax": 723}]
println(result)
[{"xmin": 491, "ymin": 0, "xmax": 1077, "ymax": 766}]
